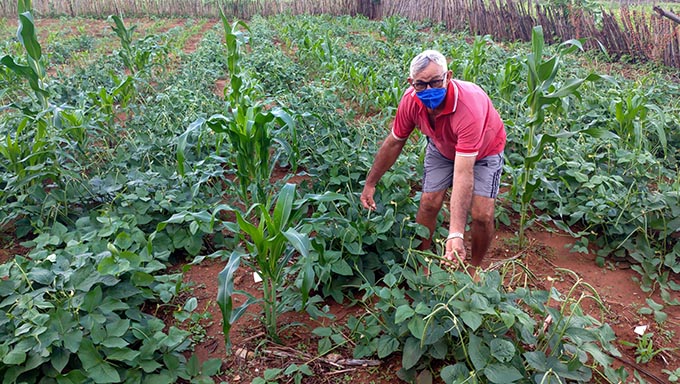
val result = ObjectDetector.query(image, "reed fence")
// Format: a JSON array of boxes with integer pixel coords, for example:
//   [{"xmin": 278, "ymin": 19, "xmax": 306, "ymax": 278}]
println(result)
[{"xmin": 0, "ymin": 0, "xmax": 678, "ymax": 68}]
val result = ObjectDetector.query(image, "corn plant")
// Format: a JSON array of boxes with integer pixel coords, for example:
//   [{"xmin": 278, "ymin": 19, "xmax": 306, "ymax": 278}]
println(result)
[
  {"xmin": 460, "ymin": 34, "xmax": 493, "ymax": 83},
  {"xmin": 179, "ymin": 16, "xmax": 297, "ymax": 206},
  {"xmin": 109, "ymin": 15, "xmax": 168, "ymax": 75},
  {"xmin": 0, "ymin": 6, "xmax": 47, "ymax": 108},
  {"xmin": 609, "ymin": 87, "xmax": 666, "ymax": 155},
  {"xmin": 514, "ymin": 25, "xmax": 614, "ymax": 246},
  {"xmin": 216, "ymin": 183, "xmax": 344, "ymax": 346}
]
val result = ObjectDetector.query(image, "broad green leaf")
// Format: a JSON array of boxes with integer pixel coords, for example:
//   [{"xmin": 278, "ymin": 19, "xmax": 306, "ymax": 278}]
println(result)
[
  {"xmin": 184, "ymin": 297, "xmax": 198, "ymax": 312},
  {"xmin": 142, "ymin": 372, "xmax": 175, "ymax": 384},
  {"xmin": 429, "ymin": 337, "xmax": 448, "ymax": 359},
  {"xmin": 460, "ymin": 311, "xmax": 483, "ymax": 331},
  {"xmin": 395, "ymin": 305, "xmax": 415, "ymax": 324},
  {"xmin": 3, "ymin": 349, "xmax": 26, "ymax": 365},
  {"xmin": 312, "ymin": 327, "xmax": 332, "ymax": 337},
  {"xmin": 330, "ymin": 259, "xmax": 353, "ymax": 276},
  {"xmin": 489, "ymin": 338, "xmax": 515, "ymax": 363},
  {"xmin": 468, "ymin": 334, "xmax": 489, "ymax": 371},
  {"xmin": 106, "ymin": 348, "xmax": 139, "ymax": 362},
  {"xmin": 402, "ymin": 336, "xmax": 424, "ymax": 370},
  {"xmin": 318, "ymin": 337, "xmax": 332, "ymax": 355},
  {"xmin": 101, "ymin": 337, "xmax": 128, "ymax": 348},
  {"xmin": 56, "ymin": 370, "xmax": 88, "ymax": 384},
  {"xmin": 441, "ymin": 363, "xmax": 470, "ymax": 383},
  {"xmin": 524, "ymin": 351, "xmax": 548, "ymax": 371},
  {"xmin": 18, "ymin": 12, "xmax": 42, "ymax": 62},
  {"xmin": 530, "ymin": 26, "xmax": 544, "ymax": 65},
  {"xmin": 113, "ymin": 232, "xmax": 133, "ymax": 250},
  {"xmin": 131, "ymin": 271, "xmax": 154, "ymax": 286},
  {"xmin": 202, "ymin": 358, "xmax": 223, "ymax": 376},
  {"xmin": 484, "ymin": 364, "xmax": 523, "ymax": 383},
  {"xmin": 51, "ymin": 347, "xmax": 69, "ymax": 372},
  {"xmin": 98, "ymin": 297, "xmax": 129, "ymax": 313},
  {"xmin": 377, "ymin": 334, "xmax": 400, "ymax": 358},
  {"xmin": 217, "ymin": 251, "xmax": 241, "ymax": 350},
  {"xmin": 264, "ymin": 368, "xmax": 283, "ymax": 380},
  {"xmin": 78, "ymin": 340, "xmax": 121, "ymax": 383},
  {"xmin": 273, "ymin": 183, "xmax": 296, "ymax": 230},
  {"xmin": 63, "ymin": 330, "xmax": 83, "ymax": 353},
  {"xmin": 645, "ymin": 298, "xmax": 663, "ymax": 311},
  {"xmin": 407, "ymin": 315, "xmax": 425, "ymax": 339},
  {"xmin": 105, "ymin": 319, "xmax": 130, "ymax": 338},
  {"xmin": 162, "ymin": 327, "xmax": 189, "ymax": 349}
]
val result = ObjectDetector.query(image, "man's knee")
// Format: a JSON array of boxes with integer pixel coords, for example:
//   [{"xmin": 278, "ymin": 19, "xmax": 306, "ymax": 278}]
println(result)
[
  {"xmin": 471, "ymin": 199, "xmax": 496, "ymax": 227},
  {"xmin": 419, "ymin": 192, "xmax": 444, "ymax": 214}
]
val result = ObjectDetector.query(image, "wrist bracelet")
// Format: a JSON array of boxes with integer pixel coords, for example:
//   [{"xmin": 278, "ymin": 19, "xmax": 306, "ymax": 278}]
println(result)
[{"xmin": 446, "ymin": 232, "xmax": 464, "ymax": 241}]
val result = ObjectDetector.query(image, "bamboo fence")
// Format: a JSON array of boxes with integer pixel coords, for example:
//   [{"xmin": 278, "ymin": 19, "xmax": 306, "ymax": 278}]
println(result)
[{"xmin": 0, "ymin": 0, "xmax": 678, "ymax": 68}]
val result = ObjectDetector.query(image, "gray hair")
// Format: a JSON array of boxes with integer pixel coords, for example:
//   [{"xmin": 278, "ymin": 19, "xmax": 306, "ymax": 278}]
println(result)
[{"xmin": 409, "ymin": 50, "xmax": 448, "ymax": 78}]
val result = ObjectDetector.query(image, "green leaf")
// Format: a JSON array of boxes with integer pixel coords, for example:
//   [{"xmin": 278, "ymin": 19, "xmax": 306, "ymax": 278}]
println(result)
[
  {"xmin": 113, "ymin": 232, "xmax": 133, "ymax": 250},
  {"xmin": 106, "ymin": 348, "xmax": 140, "ymax": 362},
  {"xmin": 56, "ymin": 370, "xmax": 88, "ymax": 384},
  {"xmin": 484, "ymin": 364, "xmax": 523, "ymax": 383},
  {"xmin": 77, "ymin": 340, "xmax": 121, "ymax": 383},
  {"xmin": 402, "ymin": 336, "xmax": 424, "ymax": 370},
  {"xmin": 18, "ymin": 12, "xmax": 42, "ymax": 62},
  {"xmin": 162, "ymin": 327, "xmax": 189, "ymax": 349},
  {"xmin": 638, "ymin": 307, "xmax": 653, "ymax": 315},
  {"xmin": 407, "ymin": 315, "xmax": 425, "ymax": 339},
  {"xmin": 264, "ymin": 368, "xmax": 283, "ymax": 380},
  {"xmin": 131, "ymin": 271, "xmax": 155, "ymax": 286},
  {"xmin": 654, "ymin": 310, "xmax": 668, "ymax": 323},
  {"xmin": 312, "ymin": 327, "xmax": 332, "ymax": 337},
  {"xmin": 330, "ymin": 259, "xmax": 353, "ymax": 276},
  {"xmin": 490, "ymin": 338, "xmax": 516, "ymax": 363},
  {"xmin": 100, "ymin": 335, "xmax": 128, "ymax": 348},
  {"xmin": 273, "ymin": 183, "xmax": 296, "ymax": 230},
  {"xmin": 468, "ymin": 334, "xmax": 489, "ymax": 371},
  {"xmin": 645, "ymin": 298, "xmax": 663, "ymax": 311},
  {"xmin": 441, "ymin": 363, "xmax": 470, "ymax": 383},
  {"xmin": 3, "ymin": 349, "xmax": 26, "ymax": 365},
  {"xmin": 524, "ymin": 351, "xmax": 548, "ymax": 371},
  {"xmin": 63, "ymin": 330, "xmax": 83, "ymax": 353},
  {"xmin": 395, "ymin": 305, "xmax": 415, "ymax": 324},
  {"xmin": 318, "ymin": 337, "xmax": 332, "ymax": 355},
  {"xmin": 377, "ymin": 334, "xmax": 400, "ymax": 358},
  {"xmin": 51, "ymin": 347, "xmax": 70, "ymax": 372},
  {"xmin": 383, "ymin": 273, "xmax": 397, "ymax": 287},
  {"xmin": 217, "ymin": 251, "xmax": 242, "ymax": 350},
  {"xmin": 184, "ymin": 297, "xmax": 198, "ymax": 312},
  {"xmin": 460, "ymin": 311, "xmax": 483, "ymax": 331},
  {"xmin": 202, "ymin": 358, "xmax": 223, "ymax": 376},
  {"xmin": 106, "ymin": 319, "xmax": 130, "ymax": 338}
]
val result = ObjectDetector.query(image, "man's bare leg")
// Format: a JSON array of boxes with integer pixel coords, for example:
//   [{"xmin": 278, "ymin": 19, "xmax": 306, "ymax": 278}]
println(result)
[
  {"xmin": 415, "ymin": 190, "xmax": 447, "ymax": 251},
  {"xmin": 469, "ymin": 195, "xmax": 496, "ymax": 266}
]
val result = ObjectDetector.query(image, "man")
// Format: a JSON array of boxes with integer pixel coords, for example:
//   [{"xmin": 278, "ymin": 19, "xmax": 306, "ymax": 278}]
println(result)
[{"xmin": 360, "ymin": 49, "xmax": 505, "ymax": 268}]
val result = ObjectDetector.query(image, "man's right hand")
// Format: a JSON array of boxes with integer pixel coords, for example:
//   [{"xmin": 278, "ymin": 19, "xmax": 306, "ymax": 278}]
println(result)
[{"xmin": 360, "ymin": 185, "xmax": 377, "ymax": 210}]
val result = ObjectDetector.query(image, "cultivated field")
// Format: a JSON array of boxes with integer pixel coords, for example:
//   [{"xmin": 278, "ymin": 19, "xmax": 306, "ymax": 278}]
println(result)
[{"xmin": 1, "ymin": 8, "xmax": 679, "ymax": 384}]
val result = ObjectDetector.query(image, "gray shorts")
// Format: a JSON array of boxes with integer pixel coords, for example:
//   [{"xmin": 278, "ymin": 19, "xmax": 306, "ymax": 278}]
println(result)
[{"xmin": 422, "ymin": 140, "xmax": 503, "ymax": 198}]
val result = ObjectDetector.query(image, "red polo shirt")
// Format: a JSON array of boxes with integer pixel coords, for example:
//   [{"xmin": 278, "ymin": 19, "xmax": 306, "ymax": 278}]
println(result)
[{"xmin": 392, "ymin": 79, "xmax": 506, "ymax": 160}]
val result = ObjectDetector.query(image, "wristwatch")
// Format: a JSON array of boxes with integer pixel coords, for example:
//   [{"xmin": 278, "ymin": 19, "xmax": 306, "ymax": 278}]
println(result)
[{"xmin": 446, "ymin": 232, "xmax": 464, "ymax": 241}]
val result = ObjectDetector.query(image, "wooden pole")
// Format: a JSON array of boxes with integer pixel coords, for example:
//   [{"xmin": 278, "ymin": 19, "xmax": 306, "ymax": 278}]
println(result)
[{"xmin": 653, "ymin": 6, "xmax": 680, "ymax": 25}]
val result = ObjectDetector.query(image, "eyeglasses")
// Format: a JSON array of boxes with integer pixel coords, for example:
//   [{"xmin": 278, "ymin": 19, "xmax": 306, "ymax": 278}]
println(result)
[{"xmin": 412, "ymin": 72, "xmax": 447, "ymax": 92}]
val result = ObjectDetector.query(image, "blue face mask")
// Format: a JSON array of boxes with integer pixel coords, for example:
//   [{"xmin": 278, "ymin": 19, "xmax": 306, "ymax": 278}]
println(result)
[{"xmin": 416, "ymin": 87, "xmax": 447, "ymax": 109}]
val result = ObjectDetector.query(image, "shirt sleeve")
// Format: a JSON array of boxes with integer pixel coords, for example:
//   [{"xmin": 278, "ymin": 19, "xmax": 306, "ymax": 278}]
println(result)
[
  {"xmin": 454, "ymin": 108, "xmax": 483, "ymax": 157},
  {"xmin": 391, "ymin": 90, "xmax": 417, "ymax": 140}
]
